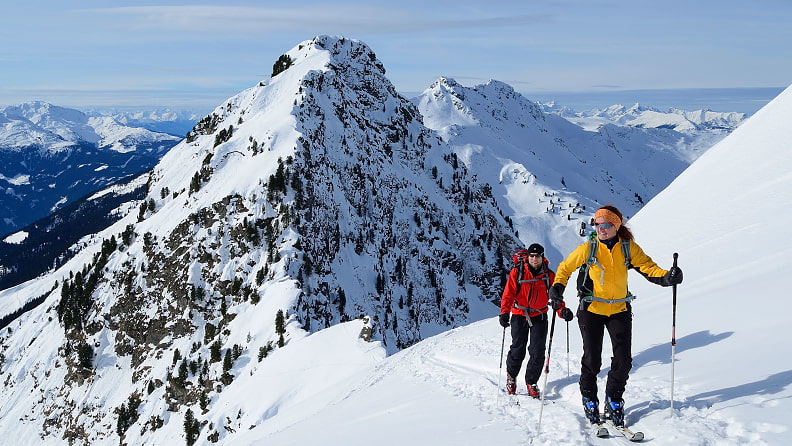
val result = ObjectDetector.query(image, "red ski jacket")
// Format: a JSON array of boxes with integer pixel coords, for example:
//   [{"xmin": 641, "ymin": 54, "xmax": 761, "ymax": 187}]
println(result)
[{"xmin": 500, "ymin": 258, "xmax": 564, "ymax": 317}]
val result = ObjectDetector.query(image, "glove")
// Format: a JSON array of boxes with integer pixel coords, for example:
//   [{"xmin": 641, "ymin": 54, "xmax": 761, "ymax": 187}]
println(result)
[
  {"xmin": 665, "ymin": 266, "xmax": 683, "ymax": 286},
  {"xmin": 499, "ymin": 313, "xmax": 510, "ymax": 328},
  {"xmin": 560, "ymin": 308, "xmax": 574, "ymax": 322},
  {"xmin": 549, "ymin": 283, "xmax": 565, "ymax": 310}
]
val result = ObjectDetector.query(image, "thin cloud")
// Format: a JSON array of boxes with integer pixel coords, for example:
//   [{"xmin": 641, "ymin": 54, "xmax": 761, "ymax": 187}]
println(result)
[
  {"xmin": 81, "ymin": 5, "xmax": 548, "ymax": 35},
  {"xmin": 591, "ymin": 84, "xmax": 625, "ymax": 90}
]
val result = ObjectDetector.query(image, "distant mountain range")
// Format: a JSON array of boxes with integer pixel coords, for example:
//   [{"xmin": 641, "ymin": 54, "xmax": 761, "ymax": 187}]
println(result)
[
  {"xmin": 84, "ymin": 108, "xmax": 203, "ymax": 137},
  {"xmin": 0, "ymin": 89, "xmax": 746, "ymax": 240},
  {"xmin": 541, "ymin": 101, "xmax": 745, "ymax": 131},
  {"xmin": 0, "ymin": 101, "xmax": 181, "ymax": 235},
  {"xmin": 0, "ymin": 82, "xmax": 746, "ymax": 284}
]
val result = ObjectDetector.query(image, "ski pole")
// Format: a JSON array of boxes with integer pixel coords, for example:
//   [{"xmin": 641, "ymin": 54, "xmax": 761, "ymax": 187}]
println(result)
[
  {"xmin": 498, "ymin": 325, "xmax": 506, "ymax": 400},
  {"xmin": 537, "ymin": 309, "xmax": 557, "ymax": 435},
  {"xmin": 566, "ymin": 320, "xmax": 570, "ymax": 379},
  {"xmin": 670, "ymin": 253, "xmax": 678, "ymax": 417}
]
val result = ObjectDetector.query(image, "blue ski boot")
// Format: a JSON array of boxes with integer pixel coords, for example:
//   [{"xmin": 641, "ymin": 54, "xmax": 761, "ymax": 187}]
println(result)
[
  {"xmin": 582, "ymin": 397, "xmax": 601, "ymax": 424},
  {"xmin": 604, "ymin": 397, "xmax": 625, "ymax": 427}
]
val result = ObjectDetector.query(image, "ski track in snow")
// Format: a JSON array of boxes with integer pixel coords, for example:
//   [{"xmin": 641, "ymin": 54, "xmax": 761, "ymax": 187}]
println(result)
[{"xmin": 363, "ymin": 319, "xmax": 769, "ymax": 445}]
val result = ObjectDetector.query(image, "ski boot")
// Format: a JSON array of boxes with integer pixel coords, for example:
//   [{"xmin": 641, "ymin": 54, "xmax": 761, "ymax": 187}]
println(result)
[
  {"xmin": 527, "ymin": 383, "xmax": 540, "ymax": 399},
  {"xmin": 506, "ymin": 374, "xmax": 517, "ymax": 395},
  {"xmin": 604, "ymin": 397, "xmax": 625, "ymax": 427},
  {"xmin": 582, "ymin": 397, "xmax": 601, "ymax": 424}
]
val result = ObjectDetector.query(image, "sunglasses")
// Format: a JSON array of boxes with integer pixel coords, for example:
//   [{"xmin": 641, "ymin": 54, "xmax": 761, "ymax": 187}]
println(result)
[
  {"xmin": 593, "ymin": 222, "xmax": 615, "ymax": 229},
  {"xmin": 527, "ymin": 253, "xmax": 543, "ymax": 258}
]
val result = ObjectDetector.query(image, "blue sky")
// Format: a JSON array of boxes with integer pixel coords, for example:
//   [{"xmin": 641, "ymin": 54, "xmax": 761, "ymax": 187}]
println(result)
[{"xmin": 2, "ymin": 0, "xmax": 790, "ymax": 114}]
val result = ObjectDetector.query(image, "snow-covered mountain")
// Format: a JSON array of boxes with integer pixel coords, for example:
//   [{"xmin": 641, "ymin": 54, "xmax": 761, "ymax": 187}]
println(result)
[
  {"xmin": 0, "ymin": 102, "xmax": 181, "ymax": 235},
  {"xmin": 0, "ymin": 34, "xmax": 785, "ymax": 445},
  {"xmin": 89, "ymin": 108, "xmax": 203, "ymax": 137},
  {"xmin": 0, "ymin": 35, "xmax": 522, "ymax": 444},
  {"xmin": 542, "ymin": 100, "xmax": 746, "ymax": 132},
  {"xmin": 1, "ymin": 102, "xmax": 181, "ymax": 153},
  {"xmin": 415, "ymin": 77, "xmax": 716, "ymax": 260}
]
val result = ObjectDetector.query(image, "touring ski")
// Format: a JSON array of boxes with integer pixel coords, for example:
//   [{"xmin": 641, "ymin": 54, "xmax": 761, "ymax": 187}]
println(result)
[
  {"xmin": 504, "ymin": 391, "xmax": 546, "ymax": 406},
  {"xmin": 592, "ymin": 423, "xmax": 609, "ymax": 438},
  {"xmin": 604, "ymin": 420, "xmax": 644, "ymax": 442}
]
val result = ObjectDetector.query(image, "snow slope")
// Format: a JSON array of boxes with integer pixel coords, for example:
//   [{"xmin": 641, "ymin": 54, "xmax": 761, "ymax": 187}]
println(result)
[{"xmin": 210, "ymin": 84, "xmax": 792, "ymax": 445}]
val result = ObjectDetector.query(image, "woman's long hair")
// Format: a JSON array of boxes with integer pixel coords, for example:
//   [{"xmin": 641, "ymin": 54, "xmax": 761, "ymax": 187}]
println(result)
[{"xmin": 599, "ymin": 205, "xmax": 634, "ymax": 241}]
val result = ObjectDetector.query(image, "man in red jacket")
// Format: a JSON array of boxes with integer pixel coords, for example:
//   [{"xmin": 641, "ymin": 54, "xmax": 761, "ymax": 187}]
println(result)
[{"xmin": 500, "ymin": 243, "xmax": 574, "ymax": 397}]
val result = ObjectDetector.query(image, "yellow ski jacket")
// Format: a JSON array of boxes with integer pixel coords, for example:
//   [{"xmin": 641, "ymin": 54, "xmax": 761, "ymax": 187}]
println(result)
[{"xmin": 553, "ymin": 237, "xmax": 668, "ymax": 316}]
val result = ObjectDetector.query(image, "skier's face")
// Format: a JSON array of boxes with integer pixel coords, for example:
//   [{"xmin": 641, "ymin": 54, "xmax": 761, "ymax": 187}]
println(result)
[
  {"xmin": 594, "ymin": 218, "xmax": 618, "ymax": 241},
  {"xmin": 527, "ymin": 253, "xmax": 543, "ymax": 268}
]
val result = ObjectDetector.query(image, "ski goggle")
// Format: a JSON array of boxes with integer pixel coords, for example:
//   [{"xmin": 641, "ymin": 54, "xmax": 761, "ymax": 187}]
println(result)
[{"xmin": 593, "ymin": 222, "xmax": 615, "ymax": 229}]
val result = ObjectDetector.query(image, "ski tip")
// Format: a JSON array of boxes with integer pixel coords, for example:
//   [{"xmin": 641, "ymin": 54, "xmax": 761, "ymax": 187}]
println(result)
[{"xmin": 593, "ymin": 426, "xmax": 609, "ymax": 438}]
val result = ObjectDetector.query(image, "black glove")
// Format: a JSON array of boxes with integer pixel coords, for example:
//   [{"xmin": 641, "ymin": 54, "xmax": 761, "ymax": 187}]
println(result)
[
  {"xmin": 549, "ymin": 283, "xmax": 565, "ymax": 310},
  {"xmin": 560, "ymin": 307, "xmax": 574, "ymax": 322},
  {"xmin": 664, "ymin": 266, "xmax": 683, "ymax": 286},
  {"xmin": 499, "ymin": 313, "xmax": 510, "ymax": 328}
]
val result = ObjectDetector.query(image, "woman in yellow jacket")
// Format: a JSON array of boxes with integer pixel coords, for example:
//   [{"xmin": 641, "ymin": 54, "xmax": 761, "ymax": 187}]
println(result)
[{"xmin": 549, "ymin": 205, "xmax": 682, "ymax": 427}]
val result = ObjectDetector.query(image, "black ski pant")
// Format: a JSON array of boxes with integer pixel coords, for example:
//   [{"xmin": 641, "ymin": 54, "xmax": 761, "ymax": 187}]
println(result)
[
  {"xmin": 577, "ymin": 307, "xmax": 632, "ymax": 402},
  {"xmin": 506, "ymin": 312, "xmax": 548, "ymax": 385}
]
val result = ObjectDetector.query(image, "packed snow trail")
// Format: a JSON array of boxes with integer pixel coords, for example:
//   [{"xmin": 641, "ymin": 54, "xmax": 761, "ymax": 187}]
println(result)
[{"xmin": 358, "ymin": 318, "xmax": 771, "ymax": 445}]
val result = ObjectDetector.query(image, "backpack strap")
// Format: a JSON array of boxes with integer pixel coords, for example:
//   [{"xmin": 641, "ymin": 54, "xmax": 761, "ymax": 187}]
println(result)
[
  {"xmin": 578, "ymin": 234, "xmax": 637, "ymax": 304},
  {"xmin": 518, "ymin": 277, "xmax": 547, "ymax": 284},
  {"xmin": 514, "ymin": 259, "xmax": 526, "ymax": 294},
  {"xmin": 581, "ymin": 294, "xmax": 635, "ymax": 304},
  {"xmin": 514, "ymin": 269, "xmax": 551, "ymax": 320},
  {"xmin": 621, "ymin": 238, "xmax": 632, "ymax": 267},
  {"xmin": 512, "ymin": 302, "xmax": 547, "ymax": 327},
  {"xmin": 581, "ymin": 232, "xmax": 605, "ymax": 287},
  {"xmin": 513, "ymin": 303, "xmax": 548, "ymax": 313}
]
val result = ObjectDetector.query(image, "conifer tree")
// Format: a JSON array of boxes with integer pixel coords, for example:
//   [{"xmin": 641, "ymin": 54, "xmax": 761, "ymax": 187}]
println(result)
[
  {"xmin": 210, "ymin": 340, "xmax": 221, "ymax": 363},
  {"xmin": 77, "ymin": 342, "xmax": 93, "ymax": 370},
  {"xmin": 275, "ymin": 310, "xmax": 285, "ymax": 335},
  {"xmin": 271, "ymin": 54, "xmax": 293, "ymax": 77},
  {"xmin": 276, "ymin": 309, "xmax": 286, "ymax": 347},
  {"xmin": 184, "ymin": 408, "xmax": 200, "ymax": 446}
]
